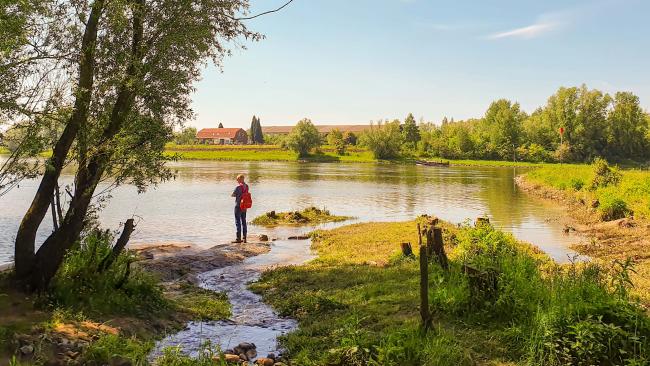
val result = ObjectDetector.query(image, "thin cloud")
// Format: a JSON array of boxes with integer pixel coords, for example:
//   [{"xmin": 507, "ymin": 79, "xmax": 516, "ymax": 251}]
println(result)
[{"xmin": 486, "ymin": 12, "xmax": 570, "ymax": 40}]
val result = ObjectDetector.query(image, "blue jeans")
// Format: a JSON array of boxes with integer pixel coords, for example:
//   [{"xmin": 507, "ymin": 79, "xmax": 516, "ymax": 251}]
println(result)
[{"xmin": 235, "ymin": 206, "xmax": 247, "ymax": 239}]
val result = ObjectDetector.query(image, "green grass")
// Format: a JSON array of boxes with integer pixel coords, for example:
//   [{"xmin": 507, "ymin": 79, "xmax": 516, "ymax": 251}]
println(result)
[
  {"xmin": 0, "ymin": 147, "xmax": 9, "ymax": 154},
  {"xmin": 525, "ymin": 162, "xmax": 650, "ymax": 220},
  {"xmin": 252, "ymin": 207, "xmax": 352, "ymax": 227},
  {"xmin": 169, "ymin": 283, "xmax": 230, "ymax": 321},
  {"xmin": 251, "ymin": 220, "xmax": 650, "ymax": 365}
]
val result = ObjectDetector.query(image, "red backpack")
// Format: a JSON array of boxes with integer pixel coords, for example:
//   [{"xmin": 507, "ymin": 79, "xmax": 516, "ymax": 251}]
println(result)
[{"xmin": 240, "ymin": 184, "xmax": 252, "ymax": 210}]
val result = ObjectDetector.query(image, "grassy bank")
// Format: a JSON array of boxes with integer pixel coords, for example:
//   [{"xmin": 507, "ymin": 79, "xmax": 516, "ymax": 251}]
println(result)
[
  {"xmin": 164, "ymin": 143, "xmax": 377, "ymax": 163},
  {"xmin": 0, "ymin": 231, "xmax": 230, "ymax": 365},
  {"xmin": 524, "ymin": 162, "xmax": 650, "ymax": 220},
  {"xmin": 252, "ymin": 207, "xmax": 352, "ymax": 226},
  {"xmin": 251, "ymin": 219, "xmax": 650, "ymax": 365}
]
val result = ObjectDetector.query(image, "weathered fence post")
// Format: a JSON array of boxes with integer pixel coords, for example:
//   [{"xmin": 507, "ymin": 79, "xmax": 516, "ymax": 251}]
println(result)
[
  {"xmin": 432, "ymin": 227, "xmax": 449, "ymax": 270},
  {"xmin": 400, "ymin": 242, "xmax": 413, "ymax": 257},
  {"xmin": 419, "ymin": 224, "xmax": 431, "ymax": 331}
]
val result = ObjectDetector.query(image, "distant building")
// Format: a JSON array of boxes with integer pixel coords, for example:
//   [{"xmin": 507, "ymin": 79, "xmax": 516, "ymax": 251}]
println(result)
[
  {"xmin": 196, "ymin": 127, "xmax": 248, "ymax": 145},
  {"xmin": 262, "ymin": 125, "xmax": 373, "ymax": 136}
]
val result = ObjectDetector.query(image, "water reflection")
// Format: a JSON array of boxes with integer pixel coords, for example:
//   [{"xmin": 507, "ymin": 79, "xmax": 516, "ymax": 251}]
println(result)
[{"xmin": 0, "ymin": 160, "xmax": 583, "ymax": 263}]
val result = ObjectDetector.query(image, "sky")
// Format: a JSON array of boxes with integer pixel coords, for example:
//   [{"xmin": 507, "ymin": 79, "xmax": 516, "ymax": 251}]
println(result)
[{"xmin": 190, "ymin": 0, "xmax": 650, "ymax": 129}]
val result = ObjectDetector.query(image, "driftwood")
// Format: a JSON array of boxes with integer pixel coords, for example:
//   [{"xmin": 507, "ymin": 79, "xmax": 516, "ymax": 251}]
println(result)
[
  {"xmin": 400, "ymin": 242, "xmax": 413, "ymax": 257},
  {"xmin": 98, "ymin": 218, "xmax": 135, "ymax": 272}
]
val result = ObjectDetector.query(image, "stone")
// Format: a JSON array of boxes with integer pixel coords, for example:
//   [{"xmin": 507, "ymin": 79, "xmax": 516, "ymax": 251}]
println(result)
[
  {"xmin": 213, "ymin": 354, "xmax": 242, "ymax": 364},
  {"xmin": 142, "ymin": 251, "xmax": 154, "ymax": 260},
  {"xmin": 238, "ymin": 342, "xmax": 255, "ymax": 351},
  {"xmin": 255, "ymin": 358, "xmax": 274, "ymax": 366},
  {"xmin": 273, "ymin": 363, "xmax": 288, "ymax": 366},
  {"xmin": 65, "ymin": 351, "xmax": 79, "ymax": 359},
  {"xmin": 288, "ymin": 235, "xmax": 309, "ymax": 240},
  {"xmin": 245, "ymin": 348, "xmax": 257, "ymax": 360},
  {"xmin": 591, "ymin": 199, "xmax": 600, "ymax": 208},
  {"xmin": 238, "ymin": 353, "xmax": 248, "ymax": 361},
  {"xmin": 267, "ymin": 353, "xmax": 276, "ymax": 360},
  {"xmin": 225, "ymin": 349, "xmax": 235, "ymax": 355},
  {"xmin": 20, "ymin": 345, "xmax": 34, "ymax": 355},
  {"xmin": 259, "ymin": 234, "xmax": 269, "ymax": 242}
]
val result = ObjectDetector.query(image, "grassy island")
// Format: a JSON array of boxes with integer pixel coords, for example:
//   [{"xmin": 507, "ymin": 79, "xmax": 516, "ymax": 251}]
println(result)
[
  {"xmin": 251, "ymin": 219, "xmax": 650, "ymax": 365},
  {"xmin": 252, "ymin": 207, "xmax": 352, "ymax": 227}
]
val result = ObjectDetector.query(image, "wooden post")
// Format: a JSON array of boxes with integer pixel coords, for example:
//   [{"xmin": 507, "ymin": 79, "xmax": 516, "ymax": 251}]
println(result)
[
  {"xmin": 432, "ymin": 227, "xmax": 449, "ymax": 270},
  {"xmin": 400, "ymin": 242, "xmax": 413, "ymax": 257},
  {"xmin": 475, "ymin": 217, "xmax": 490, "ymax": 226},
  {"xmin": 419, "ymin": 241, "xmax": 431, "ymax": 331}
]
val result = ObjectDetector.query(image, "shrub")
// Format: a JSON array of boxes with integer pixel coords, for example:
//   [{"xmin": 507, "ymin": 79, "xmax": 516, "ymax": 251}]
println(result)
[
  {"xmin": 598, "ymin": 189, "xmax": 631, "ymax": 220},
  {"xmin": 360, "ymin": 120, "xmax": 403, "ymax": 159},
  {"xmin": 569, "ymin": 177, "xmax": 585, "ymax": 191},
  {"xmin": 285, "ymin": 119, "xmax": 322, "ymax": 157},
  {"xmin": 590, "ymin": 158, "xmax": 622, "ymax": 190},
  {"xmin": 47, "ymin": 230, "xmax": 169, "ymax": 317}
]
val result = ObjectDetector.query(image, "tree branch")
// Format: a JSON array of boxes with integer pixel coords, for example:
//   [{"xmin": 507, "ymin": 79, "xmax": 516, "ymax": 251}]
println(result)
[{"xmin": 234, "ymin": 0, "xmax": 294, "ymax": 20}]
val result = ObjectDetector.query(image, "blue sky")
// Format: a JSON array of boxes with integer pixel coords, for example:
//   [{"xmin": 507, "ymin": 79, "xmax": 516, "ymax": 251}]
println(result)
[{"xmin": 190, "ymin": 0, "xmax": 650, "ymax": 129}]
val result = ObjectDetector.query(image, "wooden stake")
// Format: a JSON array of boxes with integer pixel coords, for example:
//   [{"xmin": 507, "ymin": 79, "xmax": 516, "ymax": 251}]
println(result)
[
  {"xmin": 400, "ymin": 242, "xmax": 413, "ymax": 257},
  {"xmin": 419, "ymin": 242, "xmax": 431, "ymax": 331},
  {"xmin": 432, "ymin": 227, "xmax": 449, "ymax": 270}
]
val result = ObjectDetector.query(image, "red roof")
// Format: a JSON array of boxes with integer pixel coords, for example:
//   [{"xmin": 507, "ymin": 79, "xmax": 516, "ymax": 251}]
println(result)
[{"xmin": 196, "ymin": 128, "xmax": 244, "ymax": 139}]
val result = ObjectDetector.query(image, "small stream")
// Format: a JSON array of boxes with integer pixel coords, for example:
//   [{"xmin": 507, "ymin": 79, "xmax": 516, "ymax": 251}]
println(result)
[{"xmin": 150, "ymin": 232, "xmax": 316, "ymax": 362}]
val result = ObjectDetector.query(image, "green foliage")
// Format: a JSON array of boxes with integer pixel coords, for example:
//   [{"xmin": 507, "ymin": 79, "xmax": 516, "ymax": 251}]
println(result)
[
  {"xmin": 597, "ymin": 188, "xmax": 631, "ymax": 220},
  {"xmin": 82, "ymin": 333, "xmax": 152, "ymax": 366},
  {"xmin": 47, "ymin": 230, "xmax": 169, "ymax": 317},
  {"xmin": 401, "ymin": 113, "xmax": 420, "ymax": 146},
  {"xmin": 253, "ymin": 221, "xmax": 650, "ymax": 365},
  {"xmin": 173, "ymin": 127, "xmax": 197, "ymax": 145},
  {"xmin": 360, "ymin": 120, "xmax": 403, "ymax": 159},
  {"xmin": 155, "ymin": 343, "xmax": 227, "ymax": 366},
  {"xmin": 327, "ymin": 129, "xmax": 347, "ymax": 155},
  {"xmin": 590, "ymin": 158, "xmax": 622, "ymax": 190},
  {"xmin": 249, "ymin": 115, "xmax": 264, "ymax": 144},
  {"xmin": 252, "ymin": 206, "xmax": 351, "ymax": 226},
  {"xmin": 344, "ymin": 131, "xmax": 358, "ymax": 145},
  {"xmin": 285, "ymin": 118, "xmax": 322, "ymax": 157},
  {"xmin": 171, "ymin": 284, "xmax": 230, "ymax": 321}
]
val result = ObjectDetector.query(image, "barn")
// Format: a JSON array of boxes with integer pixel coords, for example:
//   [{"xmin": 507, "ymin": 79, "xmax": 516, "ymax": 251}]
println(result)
[{"xmin": 196, "ymin": 128, "xmax": 248, "ymax": 145}]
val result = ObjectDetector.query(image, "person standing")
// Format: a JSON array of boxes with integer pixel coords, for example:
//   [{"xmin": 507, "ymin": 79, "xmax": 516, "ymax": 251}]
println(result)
[{"xmin": 231, "ymin": 174, "xmax": 249, "ymax": 243}]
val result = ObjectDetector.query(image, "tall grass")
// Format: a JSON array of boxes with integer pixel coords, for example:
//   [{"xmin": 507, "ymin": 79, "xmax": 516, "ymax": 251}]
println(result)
[{"xmin": 252, "ymin": 220, "xmax": 650, "ymax": 365}]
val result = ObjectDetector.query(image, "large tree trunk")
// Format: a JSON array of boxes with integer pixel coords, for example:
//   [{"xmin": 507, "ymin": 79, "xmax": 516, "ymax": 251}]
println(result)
[
  {"xmin": 26, "ymin": 1, "xmax": 145, "ymax": 290},
  {"xmin": 14, "ymin": 1, "xmax": 105, "ymax": 279}
]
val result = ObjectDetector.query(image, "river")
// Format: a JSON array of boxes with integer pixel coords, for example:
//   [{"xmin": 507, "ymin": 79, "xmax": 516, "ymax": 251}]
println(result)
[
  {"xmin": 1, "ymin": 160, "xmax": 583, "ymax": 361},
  {"xmin": 1, "ymin": 160, "xmax": 581, "ymax": 264}
]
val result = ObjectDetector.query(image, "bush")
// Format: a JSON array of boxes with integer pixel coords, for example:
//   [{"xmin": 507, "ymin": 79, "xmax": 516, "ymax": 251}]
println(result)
[
  {"xmin": 327, "ymin": 129, "xmax": 347, "ymax": 155},
  {"xmin": 47, "ymin": 230, "xmax": 169, "ymax": 317},
  {"xmin": 285, "ymin": 119, "xmax": 321, "ymax": 157},
  {"xmin": 598, "ymin": 188, "xmax": 632, "ymax": 220},
  {"xmin": 590, "ymin": 158, "xmax": 622, "ymax": 190},
  {"xmin": 359, "ymin": 120, "xmax": 403, "ymax": 159}
]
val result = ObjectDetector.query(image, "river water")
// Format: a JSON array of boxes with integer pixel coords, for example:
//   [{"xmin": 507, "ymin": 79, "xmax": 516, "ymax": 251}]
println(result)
[
  {"xmin": 1, "ymin": 160, "xmax": 582, "ymax": 264},
  {"xmin": 1, "ymin": 160, "xmax": 583, "ymax": 361}
]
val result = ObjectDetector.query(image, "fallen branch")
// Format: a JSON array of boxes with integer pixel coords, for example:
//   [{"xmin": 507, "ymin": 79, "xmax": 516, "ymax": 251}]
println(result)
[{"xmin": 98, "ymin": 218, "xmax": 135, "ymax": 272}]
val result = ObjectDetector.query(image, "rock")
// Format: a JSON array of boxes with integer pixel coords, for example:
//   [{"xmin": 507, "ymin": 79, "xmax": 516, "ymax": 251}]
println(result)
[
  {"xmin": 288, "ymin": 235, "xmax": 309, "ymax": 240},
  {"xmin": 213, "ymin": 354, "xmax": 242, "ymax": 364},
  {"xmin": 225, "ymin": 349, "xmax": 235, "ymax": 355},
  {"xmin": 238, "ymin": 342, "xmax": 255, "ymax": 351},
  {"xmin": 273, "ymin": 363, "xmax": 288, "ymax": 366},
  {"xmin": 238, "ymin": 353, "xmax": 248, "ymax": 361},
  {"xmin": 20, "ymin": 345, "xmax": 34, "ymax": 355},
  {"xmin": 141, "ymin": 251, "xmax": 154, "ymax": 260},
  {"xmin": 65, "ymin": 351, "xmax": 79, "ymax": 359},
  {"xmin": 256, "ymin": 358, "xmax": 274, "ymax": 366},
  {"xmin": 245, "ymin": 348, "xmax": 257, "ymax": 360},
  {"xmin": 259, "ymin": 234, "xmax": 269, "ymax": 242},
  {"xmin": 267, "ymin": 353, "xmax": 276, "ymax": 360},
  {"xmin": 591, "ymin": 199, "xmax": 600, "ymax": 208}
]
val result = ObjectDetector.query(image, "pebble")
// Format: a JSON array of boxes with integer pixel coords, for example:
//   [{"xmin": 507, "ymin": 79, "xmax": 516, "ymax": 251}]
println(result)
[
  {"xmin": 20, "ymin": 345, "xmax": 34, "ymax": 355},
  {"xmin": 245, "ymin": 348, "xmax": 257, "ymax": 360},
  {"xmin": 259, "ymin": 234, "xmax": 269, "ymax": 242},
  {"xmin": 255, "ymin": 358, "xmax": 274, "ymax": 366}
]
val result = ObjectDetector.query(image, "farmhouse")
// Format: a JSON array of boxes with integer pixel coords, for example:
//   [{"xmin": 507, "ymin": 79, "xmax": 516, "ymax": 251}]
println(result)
[
  {"xmin": 262, "ymin": 124, "xmax": 372, "ymax": 136},
  {"xmin": 196, "ymin": 127, "xmax": 248, "ymax": 145}
]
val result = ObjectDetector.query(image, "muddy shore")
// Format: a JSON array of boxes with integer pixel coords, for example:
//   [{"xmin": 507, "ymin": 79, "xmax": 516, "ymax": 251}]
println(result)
[{"xmin": 516, "ymin": 175, "xmax": 650, "ymax": 306}]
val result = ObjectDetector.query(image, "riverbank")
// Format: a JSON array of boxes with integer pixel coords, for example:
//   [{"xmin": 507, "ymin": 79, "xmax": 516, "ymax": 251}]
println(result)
[
  {"xmin": 251, "ymin": 219, "xmax": 650, "ymax": 365},
  {"xmin": 517, "ymin": 166, "xmax": 650, "ymax": 305},
  {"xmin": 0, "ymin": 240, "xmax": 270, "ymax": 365}
]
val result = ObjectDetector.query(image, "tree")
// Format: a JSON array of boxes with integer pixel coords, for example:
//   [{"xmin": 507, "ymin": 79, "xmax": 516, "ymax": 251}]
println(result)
[
  {"xmin": 2, "ymin": 0, "xmax": 261, "ymax": 290},
  {"xmin": 606, "ymin": 92, "xmax": 648, "ymax": 159},
  {"xmin": 174, "ymin": 127, "xmax": 197, "ymax": 145},
  {"xmin": 286, "ymin": 118, "xmax": 321, "ymax": 157},
  {"xmin": 327, "ymin": 128, "xmax": 346, "ymax": 155},
  {"xmin": 249, "ymin": 115, "xmax": 264, "ymax": 144},
  {"xmin": 402, "ymin": 113, "xmax": 420, "ymax": 146},
  {"xmin": 483, "ymin": 99, "xmax": 524, "ymax": 160},
  {"xmin": 361, "ymin": 120, "xmax": 403, "ymax": 159}
]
